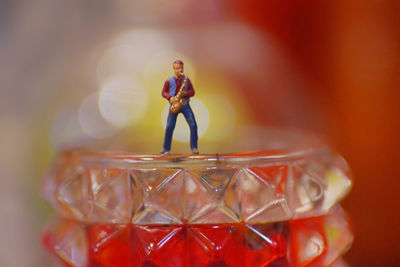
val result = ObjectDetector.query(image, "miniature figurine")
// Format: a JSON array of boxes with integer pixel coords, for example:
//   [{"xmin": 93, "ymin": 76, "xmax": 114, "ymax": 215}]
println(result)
[{"xmin": 161, "ymin": 60, "xmax": 199, "ymax": 155}]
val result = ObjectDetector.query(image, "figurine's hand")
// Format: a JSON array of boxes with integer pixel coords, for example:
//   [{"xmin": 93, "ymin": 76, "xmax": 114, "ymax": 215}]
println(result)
[{"xmin": 169, "ymin": 97, "xmax": 176, "ymax": 104}]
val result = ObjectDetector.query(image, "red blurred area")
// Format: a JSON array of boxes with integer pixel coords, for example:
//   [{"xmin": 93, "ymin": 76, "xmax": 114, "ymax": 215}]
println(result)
[{"xmin": 232, "ymin": 0, "xmax": 400, "ymax": 265}]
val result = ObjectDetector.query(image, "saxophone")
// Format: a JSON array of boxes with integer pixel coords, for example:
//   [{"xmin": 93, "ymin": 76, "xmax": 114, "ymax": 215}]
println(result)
[{"xmin": 170, "ymin": 73, "xmax": 188, "ymax": 114}]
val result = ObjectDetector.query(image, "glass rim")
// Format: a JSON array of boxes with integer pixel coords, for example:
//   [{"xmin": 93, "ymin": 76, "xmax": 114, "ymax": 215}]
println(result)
[{"xmin": 56, "ymin": 128, "xmax": 332, "ymax": 168}]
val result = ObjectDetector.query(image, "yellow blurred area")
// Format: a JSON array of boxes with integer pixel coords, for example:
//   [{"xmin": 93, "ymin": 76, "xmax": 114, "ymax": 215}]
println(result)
[
  {"xmin": 72, "ymin": 30, "xmax": 254, "ymax": 153},
  {"xmin": 99, "ymin": 74, "xmax": 148, "ymax": 128},
  {"xmin": 118, "ymin": 67, "xmax": 253, "ymax": 153}
]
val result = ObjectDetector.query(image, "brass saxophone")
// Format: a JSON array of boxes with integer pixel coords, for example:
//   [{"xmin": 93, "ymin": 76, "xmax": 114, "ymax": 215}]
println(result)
[{"xmin": 170, "ymin": 73, "xmax": 188, "ymax": 114}]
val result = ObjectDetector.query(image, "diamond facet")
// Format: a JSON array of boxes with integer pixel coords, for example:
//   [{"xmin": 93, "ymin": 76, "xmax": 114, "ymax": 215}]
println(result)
[
  {"xmin": 90, "ymin": 169, "xmax": 134, "ymax": 223},
  {"xmin": 56, "ymin": 167, "xmax": 90, "ymax": 221}
]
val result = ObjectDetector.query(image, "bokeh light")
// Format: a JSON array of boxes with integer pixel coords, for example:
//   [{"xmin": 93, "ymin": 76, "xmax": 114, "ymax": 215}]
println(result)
[
  {"xmin": 200, "ymin": 22, "xmax": 269, "ymax": 67},
  {"xmin": 198, "ymin": 93, "xmax": 236, "ymax": 142},
  {"xmin": 96, "ymin": 29, "xmax": 174, "ymax": 81},
  {"xmin": 185, "ymin": 22, "xmax": 273, "ymax": 82},
  {"xmin": 143, "ymin": 50, "xmax": 197, "ymax": 85},
  {"xmin": 79, "ymin": 93, "xmax": 118, "ymax": 139},
  {"xmin": 50, "ymin": 108, "xmax": 87, "ymax": 149},
  {"xmin": 113, "ymin": 0, "xmax": 194, "ymax": 23},
  {"xmin": 99, "ymin": 74, "xmax": 148, "ymax": 128}
]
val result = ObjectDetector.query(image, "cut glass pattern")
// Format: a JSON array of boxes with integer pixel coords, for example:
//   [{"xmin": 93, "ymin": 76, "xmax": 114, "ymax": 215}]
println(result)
[
  {"xmin": 131, "ymin": 168, "xmax": 184, "ymax": 224},
  {"xmin": 42, "ymin": 207, "xmax": 352, "ymax": 267},
  {"xmin": 90, "ymin": 168, "xmax": 134, "ymax": 223},
  {"xmin": 41, "ymin": 146, "xmax": 353, "ymax": 266},
  {"xmin": 44, "ymin": 157, "xmax": 351, "ymax": 224}
]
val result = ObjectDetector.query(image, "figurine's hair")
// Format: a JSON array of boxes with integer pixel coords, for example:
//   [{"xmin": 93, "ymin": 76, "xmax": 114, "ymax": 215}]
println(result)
[{"xmin": 173, "ymin": 60, "xmax": 184, "ymax": 66}]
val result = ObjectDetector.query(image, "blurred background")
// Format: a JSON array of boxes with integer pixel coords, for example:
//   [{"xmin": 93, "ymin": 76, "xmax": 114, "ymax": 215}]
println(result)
[{"xmin": 1, "ymin": 0, "xmax": 399, "ymax": 266}]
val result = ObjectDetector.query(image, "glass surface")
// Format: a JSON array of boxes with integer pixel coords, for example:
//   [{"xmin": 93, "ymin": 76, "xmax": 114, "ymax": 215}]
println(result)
[{"xmin": 41, "ymin": 129, "xmax": 353, "ymax": 266}]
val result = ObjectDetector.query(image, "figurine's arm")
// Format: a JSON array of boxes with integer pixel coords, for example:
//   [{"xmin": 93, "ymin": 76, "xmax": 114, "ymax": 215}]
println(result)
[
  {"xmin": 184, "ymin": 78, "xmax": 195, "ymax": 98},
  {"xmin": 162, "ymin": 80, "xmax": 171, "ymax": 100}
]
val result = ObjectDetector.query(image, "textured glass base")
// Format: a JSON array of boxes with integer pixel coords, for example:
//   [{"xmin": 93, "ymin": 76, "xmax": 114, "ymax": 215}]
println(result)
[
  {"xmin": 43, "ymin": 207, "xmax": 352, "ymax": 267},
  {"xmin": 41, "ymin": 150, "xmax": 351, "ymax": 225},
  {"xmin": 41, "ymin": 130, "xmax": 353, "ymax": 267}
]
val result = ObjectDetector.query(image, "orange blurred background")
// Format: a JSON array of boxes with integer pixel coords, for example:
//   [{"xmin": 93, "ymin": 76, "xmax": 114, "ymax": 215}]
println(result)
[
  {"xmin": 233, "ymin": 1, "xmax": 400, "ymax": 266},
  {"xmin": 0, "ymin": 0, "xmax": 399, "ymax": 266}
]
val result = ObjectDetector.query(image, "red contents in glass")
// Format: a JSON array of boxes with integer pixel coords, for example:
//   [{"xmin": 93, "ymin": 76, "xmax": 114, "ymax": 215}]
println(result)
[
  {"xmin": 89, "ymin": 222, "xmax": 288, "ymax": 267},
  {"xmin": 45, "ymin": 222, "xmax": 289, "ymax": 267}
]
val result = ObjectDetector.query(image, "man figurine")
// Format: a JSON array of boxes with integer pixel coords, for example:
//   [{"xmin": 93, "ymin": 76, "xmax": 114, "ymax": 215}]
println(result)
[{"xmin": 161, "ymin": 60, "xmax": 199, "ymax": 155}]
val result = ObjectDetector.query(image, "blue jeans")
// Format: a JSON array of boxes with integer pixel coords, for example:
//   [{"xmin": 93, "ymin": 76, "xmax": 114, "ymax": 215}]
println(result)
[{"xmin": 163, "ymin": 104, "xmax": 198, "ymax": 151}]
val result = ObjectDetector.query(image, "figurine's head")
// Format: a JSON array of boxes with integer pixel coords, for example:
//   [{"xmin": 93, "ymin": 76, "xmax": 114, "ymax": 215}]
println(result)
[{"xmin": 173, "ymin": 60, "xmax": 184, "ymax": 79}]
